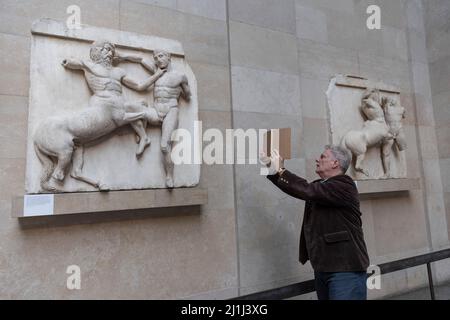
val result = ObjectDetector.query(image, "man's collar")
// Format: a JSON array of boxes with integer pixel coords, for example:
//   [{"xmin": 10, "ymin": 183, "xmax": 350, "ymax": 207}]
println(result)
[{"xmin": 318, "ymin": 174, "xmax": 346, "ymax": 183}]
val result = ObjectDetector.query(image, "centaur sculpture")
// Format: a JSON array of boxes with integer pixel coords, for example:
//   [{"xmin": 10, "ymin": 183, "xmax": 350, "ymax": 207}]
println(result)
[{"xmin": 33, "ymin": 40, "xmax": 166, "ymax": 192}]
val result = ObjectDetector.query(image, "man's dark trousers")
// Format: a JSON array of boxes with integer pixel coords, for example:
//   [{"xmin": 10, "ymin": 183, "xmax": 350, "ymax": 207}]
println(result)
[{"xmin": 314, "ymin": 271, "xmax": 367, "ymax": 300}]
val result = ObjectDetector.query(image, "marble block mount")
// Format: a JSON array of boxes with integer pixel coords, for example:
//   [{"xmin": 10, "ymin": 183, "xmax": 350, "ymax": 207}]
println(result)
[
  {"xmin": 327, "ymin": 75, "xmax": 407, "ymax": 180},
  {"xmin": 26, "ymin": 19, "xmax": 200, "ymax": 193}
]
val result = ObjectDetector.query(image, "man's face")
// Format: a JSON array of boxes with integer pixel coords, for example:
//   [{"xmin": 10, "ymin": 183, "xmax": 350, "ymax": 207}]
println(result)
[
  {"xmin": 315, "ymin": 149, "xmax": 339, "ymax": 178},
  {"xmin": 154, "ymin": 52, "xmax": 170, "ymax": 69}
]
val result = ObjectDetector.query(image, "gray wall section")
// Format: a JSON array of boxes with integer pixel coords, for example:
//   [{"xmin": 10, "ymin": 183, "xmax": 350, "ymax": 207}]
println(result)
[
  {"xmin": 0, "ymin": 0, "xmax": 449, "ymax": 299},
  {"xmin": 424, "ymin": 0, "xmax": 450, "ymax": 242},
  {"xmin": 229, "ymin": 0, "xmax": 449, "ymax": 299}
]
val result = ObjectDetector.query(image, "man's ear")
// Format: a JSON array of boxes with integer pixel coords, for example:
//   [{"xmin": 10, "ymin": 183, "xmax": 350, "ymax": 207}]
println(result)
[{"xmin": 332, "ymin": 160, "xmax": 340, "ymax": 169}]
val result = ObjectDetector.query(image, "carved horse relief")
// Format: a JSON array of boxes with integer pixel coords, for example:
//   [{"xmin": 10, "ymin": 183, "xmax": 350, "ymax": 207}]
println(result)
[{"xmin": 327, "ymin": 75, "xmax": 407, "ymax": 180}]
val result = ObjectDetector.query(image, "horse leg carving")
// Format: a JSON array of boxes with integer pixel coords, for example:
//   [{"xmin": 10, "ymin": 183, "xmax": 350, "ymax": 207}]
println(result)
[
  {"xmin": 70, "ymin": 145, "xmax": 107, "ymax": 190},
  {"xmin": 34, "ymin": 142, "xmax": 57, "ymax": 192},
  {"xmin": 52, "ymin": 149, "xmax": 73, "ymax": 182},
  {"xmin": 381, "ymin": 138, "xmax": 394, "ymax": 178},
  {"xmin": 355, "ymin": 153, "xmax": 369, "ymax": 176}
]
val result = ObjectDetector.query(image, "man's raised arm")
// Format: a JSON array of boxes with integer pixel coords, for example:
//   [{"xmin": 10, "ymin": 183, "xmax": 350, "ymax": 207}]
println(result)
[{"xmin": 267, "ymin": 170, "xmax": 351, "ymax": 206}]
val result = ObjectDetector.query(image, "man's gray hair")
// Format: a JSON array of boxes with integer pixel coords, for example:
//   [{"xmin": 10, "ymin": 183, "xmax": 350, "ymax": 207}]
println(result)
[{"xmin": 325, "ymin": 145, "xmax": 352, "ymax": 174}]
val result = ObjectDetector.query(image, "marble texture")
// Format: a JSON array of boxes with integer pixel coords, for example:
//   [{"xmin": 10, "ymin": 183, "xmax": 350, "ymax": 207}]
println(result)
[
  {"xmin": 296, "ymin": 39, "xmax": 359, "ymax": 80},
  {"xmin": 0, "ymin": 0, "xmax": 121, "ymax": 37},
  {"xmin": 229, "ymin": 21, "xmax": 299, "ymax": 75},
  {"xmin": 295, "ymin": 5, "xmax": 328, "ymax": 43},
  {"xmin": 0, "ymin": 33, "xmax": 30, "ymax": 97},
  {"xmin": 229, "ymin": 0, "xmax": 296, "ymax": 34},
  {"xmin": 0, "ymin": 95, "xmax": 28, "ymax": 159},
  {"xmin": 231, "ymin": 66, "xmax": 301, "ymax": 116},
  {"xmin": 119, "ymin": 0, "xmax": 229, "ymax": 66}
]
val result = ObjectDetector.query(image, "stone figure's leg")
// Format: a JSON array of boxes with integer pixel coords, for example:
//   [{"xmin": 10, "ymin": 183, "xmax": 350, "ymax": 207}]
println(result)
[
  {"xmin": 130, "ymin": 121, "xmax": 145, "ymax": 143},
  {"xmin": 34, "ymin": 142, "xmax": 56, "ymax": 192},
  {"xmin": 161, "ymin": 107, "xmax": 179, "ymax": 188},
  {"xmin": 52, "ymin": 148, "xmax": 73, "ymax": 182},
  {"xmin": 395, "ymin": 129, "xmax": 407, "ymax": 151},
  {"xmin": 145, "ymin": 106, "xmax": 161, "ymax": 125},
  {"xmin": 342, "ymin": 131, "xmax": 368, "ymax": 176},
  {"xmin": 161, "ymin": 108, "xmax": 179, "ymax": 152},
  {"xmin": 122, "ymin": 111, "xmax": 146, "ymax": 123},
  {"xmin": 130, "ymin": 120, "xmax": 150, "ymax": 156},
  {"xmin": 70, "ymin": 145, "xmax": 103, "ymax": 189},
  {"xmin": 355, "ymin": 153, "xmax": 369, "ymax": 176},
  {"xmin": 352, "ymin": 131, "xmax": 371, "ymax": 176},
  {"xmin": 136, "ymin": 106, "xmax": 163, "ymax": 156},
  {"xmin": 381, "ymin": 139, "xmax": 394, "ymax": 178},
  {"xmin": 125, "ymin": 101, "xmax": 151, "ymax": 156},
  {"xmin": 121, "ymin": 110, "xmax": 155, "ymax": 156}
]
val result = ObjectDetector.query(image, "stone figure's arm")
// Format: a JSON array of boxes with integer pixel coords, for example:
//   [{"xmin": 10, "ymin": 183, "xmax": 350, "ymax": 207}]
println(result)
[
  {"xmin": 115, "ymin": 51, "xmax": 156, "ymax": 74},
  {"xmin": 61, "ymin": 58, "xmax": 86, "ymax": 70},
  {"xmin": 181, "ymin": 74, "xmax": 191, "ymax": 101},
  {"xmin": 122, "ymin": 68, "xmax": 166, "ymax": 91}
]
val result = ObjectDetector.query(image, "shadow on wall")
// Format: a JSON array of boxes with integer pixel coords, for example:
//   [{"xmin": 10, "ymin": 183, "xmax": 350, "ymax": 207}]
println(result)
[
  {"xmin": 359, "ymin": 190, "xmax": 410, "ymax": 201},
  {"xmin": 17, "ymin": 205, "xmax": 202, "ymax": 229}
]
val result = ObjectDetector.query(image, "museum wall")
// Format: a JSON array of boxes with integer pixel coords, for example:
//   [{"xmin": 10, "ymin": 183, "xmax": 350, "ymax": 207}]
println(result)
[
  {"xmin": 0, "ymin": 0, "xmax": 449, "ymax": 299},
  {"xmin": 229, "ymin": 0, "xmax": 450, "ymax": 299},
  {"xmin": 424, "ymin": 0, "xmax": 450, "ymax": 244}
]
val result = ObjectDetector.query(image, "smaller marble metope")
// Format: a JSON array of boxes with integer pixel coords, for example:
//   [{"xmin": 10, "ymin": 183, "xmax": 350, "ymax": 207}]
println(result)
[{"xmin": 327, "ymin": 75, "xmax": 407, "ymax": 180}]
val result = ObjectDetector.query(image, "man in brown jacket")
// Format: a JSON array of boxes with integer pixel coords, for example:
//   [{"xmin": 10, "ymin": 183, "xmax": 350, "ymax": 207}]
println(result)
[{"xmin": 260, "ymin": 145, "xmax": 370, "ymax": 300}]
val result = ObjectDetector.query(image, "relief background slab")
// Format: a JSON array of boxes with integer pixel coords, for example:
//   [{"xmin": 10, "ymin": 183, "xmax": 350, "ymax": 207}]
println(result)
[
  {"xmin": 327, "ymin": 75, "xmax": 407, "ymax": 180},
  {"xmin": 26, "ymin": 19, "xmax": 200, "ymax": 193}
]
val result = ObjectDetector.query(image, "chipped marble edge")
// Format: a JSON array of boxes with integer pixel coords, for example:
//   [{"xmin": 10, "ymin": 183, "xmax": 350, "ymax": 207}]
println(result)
[
  {"xmin": 333, "ymin": 74, "xmax": 401, "ymax": 94},
  {"xmin": 31, "ymin": 18, "xmax": 185, "ymax": 56}
]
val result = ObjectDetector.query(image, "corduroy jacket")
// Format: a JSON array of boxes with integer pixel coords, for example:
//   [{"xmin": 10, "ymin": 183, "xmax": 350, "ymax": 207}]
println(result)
[{"xmin": 267, "ymin": 170, "xmax": 369, "ymax": 272}]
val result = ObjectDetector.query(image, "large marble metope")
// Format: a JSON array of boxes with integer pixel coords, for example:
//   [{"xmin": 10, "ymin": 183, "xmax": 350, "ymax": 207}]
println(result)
[
  {"xmin": 26, "ymin": 19, "xmax": 199, "ymax": 193},
  {"xmin": 327, "ymin": 75, "xmax": 407, "ymax": 180}
]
